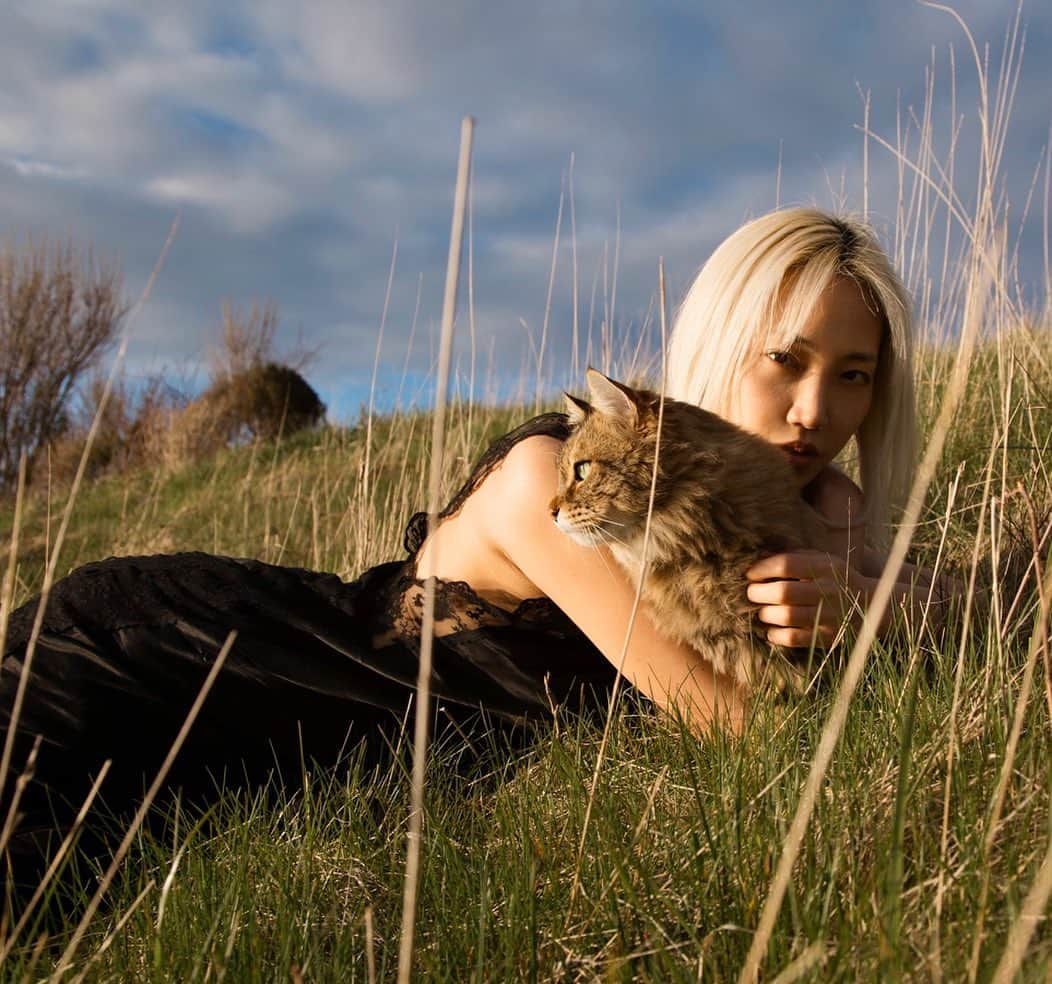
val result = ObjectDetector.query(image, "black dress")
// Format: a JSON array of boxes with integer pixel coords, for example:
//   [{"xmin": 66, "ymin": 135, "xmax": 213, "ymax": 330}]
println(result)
[{"xmin": 0, "ymin": 413, "xmax": 616, "ymax": 884}]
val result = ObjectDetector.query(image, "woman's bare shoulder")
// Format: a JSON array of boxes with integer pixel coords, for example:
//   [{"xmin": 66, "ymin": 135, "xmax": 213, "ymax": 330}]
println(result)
[
  {"xmin": 805, "ymin": 465, "xmax": 867, "ymax": 563},
  {"xmin": 807, "ymin": 465, "xmax": 866, "ymax": 527},
  {"xmin": 472, "ymin": 433, "xmax": 564, "ymax": 520}
]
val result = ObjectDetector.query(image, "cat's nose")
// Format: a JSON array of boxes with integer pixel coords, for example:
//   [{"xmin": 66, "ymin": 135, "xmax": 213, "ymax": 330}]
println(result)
[{"xmin": 548, "ymin": 498, "xmax": 560, "ymax": 520}]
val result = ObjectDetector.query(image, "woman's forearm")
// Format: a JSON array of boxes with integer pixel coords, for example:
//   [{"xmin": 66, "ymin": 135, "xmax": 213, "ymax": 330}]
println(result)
[{"xmin": 864, "ymin": 564, "xmax": 954, "ymax": 637}]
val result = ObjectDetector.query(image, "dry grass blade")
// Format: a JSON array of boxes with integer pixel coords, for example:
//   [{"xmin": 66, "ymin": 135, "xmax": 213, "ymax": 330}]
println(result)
[
  {"xmin": 769, "ymin": 941, "xmax": 830, "ymax": 984},
  {"xmin": 72, "ymin": 878, "xmax": 155, "ymax": 983},
  {"xmin": 587, "ymin": 766, "xmax": 669, "ymax": 918},
  {"xmin": 364, "ymin": 904, "xmax": 377, "ymax": 984},
  {"xmin": 967, "ymin": 554, "xmax": 1052, "ymax": 980},
  {"xmin": 362, "ymin": 236, "xmax": 399, "ymax": 507},
  {"xmin": 396, "ymin": 115, "xmax": 474, "ymax": 984},
  {"xmin": 48, "ymin": 629, "xmax": 235, "ymax": 981},
  {"xmin": 990, "ymin": 802, "xmax": 1052, "ymax": 984},
  {"xmin": 535, "ymin": 171, "xmax": 564, "ymax": 410},
  {"xmin": 154, "ymin": 823, "xmax": 194, "ymax": 933},
  {"xmin": 0, "ymin": 455, "xmax": 27, "ymax": 666},
  {"xmin": 930, "ymin": 435, "xmax": 999, "ymax": 975},
  {"xmin": 0, "ymin": 736, "xmax": 40, "ymax": 861}
]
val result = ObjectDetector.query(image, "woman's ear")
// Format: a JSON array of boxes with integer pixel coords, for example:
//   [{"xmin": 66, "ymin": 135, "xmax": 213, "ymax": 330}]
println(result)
[
  {"xmin": 563, "ymin": 392, "xmax": 592, "ymax": 425},
  {"xmin": 585, "ymin": 369, "xmax": 637, "ymax": 424}
]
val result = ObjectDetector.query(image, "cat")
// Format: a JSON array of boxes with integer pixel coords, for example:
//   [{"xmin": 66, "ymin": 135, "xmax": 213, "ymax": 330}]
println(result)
[{"xmin": 549, "ymin": 369, "xmax": 830, "ymax": 693}]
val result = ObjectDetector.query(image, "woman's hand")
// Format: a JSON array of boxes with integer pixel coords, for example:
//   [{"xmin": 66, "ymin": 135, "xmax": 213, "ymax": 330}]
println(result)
[
  {"xmin": 746, "ymin": 550, "xmax": 875, "ymax": 648},
  {"xmin": 746, "ymin": 550, "xmax": 961, "ymax": 648}
]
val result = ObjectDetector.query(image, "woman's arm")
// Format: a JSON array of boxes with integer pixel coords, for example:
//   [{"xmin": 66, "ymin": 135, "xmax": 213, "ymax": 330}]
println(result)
[
  {"xmin": 746, "ymin": 466, "xmax": 955, "ymax": 646},
  {"xmin": 475, "ymin": 436, "xmax": 748, "ymax": 734}
]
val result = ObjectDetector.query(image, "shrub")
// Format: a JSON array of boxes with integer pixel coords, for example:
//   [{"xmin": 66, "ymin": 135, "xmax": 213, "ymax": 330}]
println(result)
[
  {"xmin": 0, "ymin": 237, "xmax": 125, "ymax": 489},
  {"xmin": 166, "ymin": 362, "xmax": 326, "ymax": 464}
]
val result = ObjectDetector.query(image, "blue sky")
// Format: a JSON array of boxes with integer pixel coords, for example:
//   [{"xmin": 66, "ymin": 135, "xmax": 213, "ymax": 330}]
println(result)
[{"xmin": 1, "ymin": 1, "xmax": 1049, "ymax": 421}]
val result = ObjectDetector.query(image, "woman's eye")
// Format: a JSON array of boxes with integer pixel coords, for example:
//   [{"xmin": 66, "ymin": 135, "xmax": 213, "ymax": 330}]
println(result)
[
  {"xmin": 842, "ymin": 370, "xmax": 873, "ymax": 385},
  {"xmin": 573, "ymin": 460, "xmax": 592, "ymax": 481},
  {"xmin": 765, "ymin": 350, "xmax": 794, "ymax": 367}
]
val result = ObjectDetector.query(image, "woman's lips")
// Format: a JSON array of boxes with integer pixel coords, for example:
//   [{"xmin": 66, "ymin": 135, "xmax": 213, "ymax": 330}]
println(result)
[{"xmin": 780, "ymin": 442, "xmax": 820, "ymax": 467}]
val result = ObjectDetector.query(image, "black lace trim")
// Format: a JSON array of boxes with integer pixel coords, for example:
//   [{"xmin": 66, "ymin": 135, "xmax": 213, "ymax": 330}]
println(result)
[{"xmin": 403, "ymin": 412, "xmax": 571, "ymax": 556}]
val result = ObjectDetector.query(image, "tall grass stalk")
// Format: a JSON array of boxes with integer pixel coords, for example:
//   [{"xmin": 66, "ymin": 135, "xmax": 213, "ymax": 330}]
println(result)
[
  {"xmin": 567, "ymin": 258, "xmax": 670, "ymax": 921},
  {"xmin": 396, "ymin": 114, "xmax": 474, "ymax": 984},
  {"xmin": 49, "ymin": 630, "xmax": 235, "ymax": 981},
  {"xmin": 969, "ymin": 546, "xmax": 1052, "ymax": 980},
  {"xmin": 930, "ymin": 433, "xmax": 998, "ymax": 977}
]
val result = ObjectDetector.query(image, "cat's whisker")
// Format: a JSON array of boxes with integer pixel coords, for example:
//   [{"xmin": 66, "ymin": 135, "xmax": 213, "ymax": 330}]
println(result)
[
  {"xmin": 582, "ymin": 525, "xmax": 606, "ymax": 547},
  {"xmin": 592, "ymin": 520, "xmax": 632, "ymax": 548},
  {"xmin": 595, "ymin": 530, "xmax": 631, "ymax": 550},
  {"xmin": 580, "ymin": 523, "xmax": 611, "ymax": 550},
  {"xmin": 583, "ymin": 522, "xmax": 617, "ymax": 547},
  {"xmin": 582, "ymin": 529, "xmax": 622, "ymax": 582}
]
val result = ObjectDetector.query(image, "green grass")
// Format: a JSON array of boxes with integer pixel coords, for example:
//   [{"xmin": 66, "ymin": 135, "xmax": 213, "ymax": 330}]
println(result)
[{"xmin": 0, "ymin": 328, "xmax": 1049, "ymax": 980}]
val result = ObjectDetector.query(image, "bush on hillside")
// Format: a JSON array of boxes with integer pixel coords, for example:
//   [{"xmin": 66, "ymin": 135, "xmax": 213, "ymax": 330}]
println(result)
[{"xmin": 166, "ymin": 362, "xmax": 326, "ymax": 464}]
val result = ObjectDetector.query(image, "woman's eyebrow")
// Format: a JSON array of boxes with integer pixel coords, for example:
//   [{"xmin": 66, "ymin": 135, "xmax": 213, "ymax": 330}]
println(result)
[{"xmin": 789, "ymin": 336, "xmax": 879, "ymax": 363}]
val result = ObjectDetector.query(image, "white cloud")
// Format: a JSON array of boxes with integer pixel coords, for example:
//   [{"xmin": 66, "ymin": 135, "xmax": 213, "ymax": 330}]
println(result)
[
  {"xmin": 257, "ymin": 0, "xmax": 425, "ymax": 102},
  {"xmin": 7, "ymin": 157, "xmax": 87, "ymax": 181},
  {"xmin": 146, "ymin": 170, "xmax": 296, "ymax": 234}
]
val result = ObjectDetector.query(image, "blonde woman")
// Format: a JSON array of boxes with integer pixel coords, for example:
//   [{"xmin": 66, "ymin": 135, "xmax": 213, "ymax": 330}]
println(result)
[
  {"xmin": 669, "ymin": 207, "xmax": 933, "ymax": 649},
  {"xmin": 449, "ymin": 207, "xmax": 941, "ymax": 732},
  {"xmin": 1, "ymin": 206, "xmax": 945, "ymax": 886}
]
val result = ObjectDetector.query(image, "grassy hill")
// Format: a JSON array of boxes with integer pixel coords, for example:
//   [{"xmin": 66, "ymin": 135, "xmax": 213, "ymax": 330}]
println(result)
[{"xmin": 0, "ymin": 330, "xmax": 1050, "ymax": 980}]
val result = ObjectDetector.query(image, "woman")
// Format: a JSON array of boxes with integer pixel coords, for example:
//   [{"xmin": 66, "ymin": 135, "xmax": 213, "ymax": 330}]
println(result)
[
  {"xmin": 0, "ymin": 207, "xmax": 939, "ymax": 885},
  {"xmin": 412, "ymin": 207, "xmax": 928, "ymax": 729}
]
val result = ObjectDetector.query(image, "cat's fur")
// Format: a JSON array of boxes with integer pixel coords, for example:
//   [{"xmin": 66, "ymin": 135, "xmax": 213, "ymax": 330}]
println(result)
[{"xmin": 549, "ymin": 369, "xmax": 829, "ymax": 692}]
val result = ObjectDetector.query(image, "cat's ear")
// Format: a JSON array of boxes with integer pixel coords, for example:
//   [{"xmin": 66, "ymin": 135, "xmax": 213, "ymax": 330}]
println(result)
[
  {"xmin": 585, "ymin": 369, "xmax": 637, "ymax": 424},
  {"xmin": 563, "ymin": 392, "xmax": 592, "ymax": 426}
]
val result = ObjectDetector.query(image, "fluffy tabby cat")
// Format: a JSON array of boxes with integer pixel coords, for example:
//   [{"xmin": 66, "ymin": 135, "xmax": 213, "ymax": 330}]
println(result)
[{"xmin": 550, "ymin": 369, "xmax": 830, "ymax": 692}]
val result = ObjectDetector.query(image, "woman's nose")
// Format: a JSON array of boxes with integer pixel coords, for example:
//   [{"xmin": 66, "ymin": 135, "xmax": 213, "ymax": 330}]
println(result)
[{"xmin": 787, "ymin": 377, "xmax": 829, "ymax": 430}]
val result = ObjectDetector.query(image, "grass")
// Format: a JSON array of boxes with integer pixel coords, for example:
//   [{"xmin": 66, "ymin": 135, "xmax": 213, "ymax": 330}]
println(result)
[{"xmin": 0, "ymin": 328, "xmax": 1048, "ymax": 980}]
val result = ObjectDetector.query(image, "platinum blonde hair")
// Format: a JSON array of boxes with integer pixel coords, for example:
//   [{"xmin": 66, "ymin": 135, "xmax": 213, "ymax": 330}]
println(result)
[{"xmin": 666, "ymin": 206, "xmax": 916, "ymax": 544}]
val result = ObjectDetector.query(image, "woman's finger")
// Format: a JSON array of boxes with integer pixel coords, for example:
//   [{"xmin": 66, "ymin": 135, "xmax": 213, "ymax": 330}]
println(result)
[
  {"xmin": 746, "ymin": 550, "xmax": 836, "ymax": 582},
  {"xmin": 747, "ymin": 578, "xmax": 838, "ymax": 607},
  {"xmin": 755, "ymin": 604, "xmax": 821, "ymax": 629},
  {"xmin": 764, "ymin": 625, "xmax": 836, "ymax": 649}
]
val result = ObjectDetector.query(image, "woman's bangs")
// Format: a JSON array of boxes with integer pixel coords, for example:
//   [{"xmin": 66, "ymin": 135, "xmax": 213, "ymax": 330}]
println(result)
[{"xmin": 764, "ymin": 252, "xmax": 839, "ymax": 351}]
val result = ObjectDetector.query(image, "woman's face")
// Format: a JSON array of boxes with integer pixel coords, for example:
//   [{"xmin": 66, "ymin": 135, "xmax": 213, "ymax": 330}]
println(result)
[{"xmin": 729, "ymin": 276, "xmax": 883, "ymax": 488}]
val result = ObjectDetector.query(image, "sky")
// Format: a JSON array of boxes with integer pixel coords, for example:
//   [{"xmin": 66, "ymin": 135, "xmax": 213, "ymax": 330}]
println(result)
[{"xmin": 1, "ymin": 1, "xmax": 1049, "ymax": 421}]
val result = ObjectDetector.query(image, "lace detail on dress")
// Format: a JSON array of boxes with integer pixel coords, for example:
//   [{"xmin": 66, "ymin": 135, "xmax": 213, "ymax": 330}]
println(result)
[
  {"xmin": 391, "ymin": 576, "xmax": 559, "ymax": 648},
  {"xmin": 373, "ymin": 574, "xmax": 562, "ymax": 649}
]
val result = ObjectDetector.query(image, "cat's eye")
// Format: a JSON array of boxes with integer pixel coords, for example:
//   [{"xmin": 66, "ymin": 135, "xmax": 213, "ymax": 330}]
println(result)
[{"xmin": 573, "ymin": 460, "xmax": 592, "ymax": 481}]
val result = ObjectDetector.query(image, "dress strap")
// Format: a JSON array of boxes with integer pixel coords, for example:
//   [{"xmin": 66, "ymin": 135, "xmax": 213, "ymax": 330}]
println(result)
[{"xmin": 402, "ymin": 412, "xmax": 571, "ymax": 556}]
